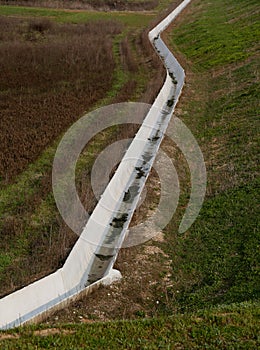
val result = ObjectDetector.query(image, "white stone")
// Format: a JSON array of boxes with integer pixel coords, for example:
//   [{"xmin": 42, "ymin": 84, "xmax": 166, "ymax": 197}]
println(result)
[{"xmin": 101, "ymin": 269, "xmax": 122, "ymax": 286}]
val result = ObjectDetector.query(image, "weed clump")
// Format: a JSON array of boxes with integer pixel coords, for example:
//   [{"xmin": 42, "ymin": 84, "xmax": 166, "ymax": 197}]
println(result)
[{"xmin": 28, "ymin": 19, "xmax": 52, "ymax": 33}]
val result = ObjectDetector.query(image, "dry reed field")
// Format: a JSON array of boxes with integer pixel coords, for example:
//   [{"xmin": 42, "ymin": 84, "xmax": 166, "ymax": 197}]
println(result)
[{"xmin": 0, "ymin": 17, "xmax": 122, "ymax": 182}]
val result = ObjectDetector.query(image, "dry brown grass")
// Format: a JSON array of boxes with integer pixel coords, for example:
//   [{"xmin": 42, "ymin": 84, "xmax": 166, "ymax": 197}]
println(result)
[
  {"xmin": 0, "ymin": 17, "xmax": 121, "ymax": 182},
  {"xmin": 0, "ymin": 0, "xmax": 159, "ymax": 11},
  {"xmin": 0, "ymin": 16, "xmax": 121, "ymax": 296}
]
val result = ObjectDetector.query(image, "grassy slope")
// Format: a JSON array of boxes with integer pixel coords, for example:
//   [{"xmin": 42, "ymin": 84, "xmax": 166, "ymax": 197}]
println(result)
[
  {"xmin": 159, "ymin": 0, "xmax": 259, "ymax": 313},
  {"xmin": 0, "ymin": 0, "xmax": 259, "ymax": 347}
]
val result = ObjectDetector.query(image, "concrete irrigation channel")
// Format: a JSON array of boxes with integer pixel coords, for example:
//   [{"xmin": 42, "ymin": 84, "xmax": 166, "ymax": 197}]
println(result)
[{"xmin": 0, "ymin": 0, "xmax": 192, "ymax": 330}]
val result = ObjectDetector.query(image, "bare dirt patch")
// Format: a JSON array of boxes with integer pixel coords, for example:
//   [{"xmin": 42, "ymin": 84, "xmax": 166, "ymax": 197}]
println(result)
[
  {"xmin": 33, "ymin": 328, "xmax": 75, "ymax": 336},
  {"xmin": 44, "ymin": 240, "xmax": 172, "ymax": 324},
  {"xmin": 0, "ymin": 333, "xmax": 19, "ymax": 340}
]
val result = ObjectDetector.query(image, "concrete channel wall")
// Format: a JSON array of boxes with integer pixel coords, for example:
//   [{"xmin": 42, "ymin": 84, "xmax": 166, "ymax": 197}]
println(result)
[{"xmin": 0, "ymin": 0, "xmax": 192, "ymax": 330}]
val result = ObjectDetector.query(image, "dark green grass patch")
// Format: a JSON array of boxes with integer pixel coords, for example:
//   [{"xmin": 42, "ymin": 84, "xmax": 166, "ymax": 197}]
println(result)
[
  {"xmin": 161, "ymin": 180, "xmax": 260, "ymax": 313},
  {"xmin": 172, "ymin": 0, "xmax": 259, "ymax": 70}
]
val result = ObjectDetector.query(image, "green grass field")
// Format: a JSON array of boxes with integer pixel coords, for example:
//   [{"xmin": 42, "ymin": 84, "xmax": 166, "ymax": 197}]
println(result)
[
  {"xmin": 0, "ymin": 4, "xmax": 155, "ymax": 25},
  {"xmin": 0, "ymin": 302, "xmax": 259, "ymax": 348},
  {"xmin": 0, "ymin": 0, "xmax": 259, "ymax": 347},
  {"xmin": 160, "ymin": 0, "xmax": 259, "ymax": 313}
]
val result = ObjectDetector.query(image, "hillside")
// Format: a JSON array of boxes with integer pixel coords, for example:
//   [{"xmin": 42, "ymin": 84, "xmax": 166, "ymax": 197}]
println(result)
[{"xmin": 0, "ymin": 0, "xmax": 259, "ymax": 347}]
